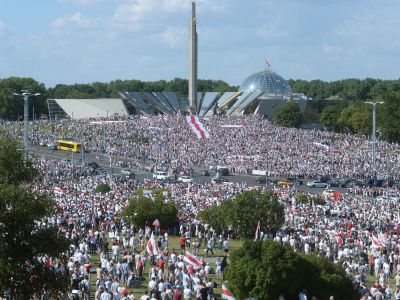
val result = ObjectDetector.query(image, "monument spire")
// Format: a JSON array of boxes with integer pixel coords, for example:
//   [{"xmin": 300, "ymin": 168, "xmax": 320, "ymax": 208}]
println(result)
[{"xmin": 188, "ymin": 1, "xmax": 198, "ymax": 115}]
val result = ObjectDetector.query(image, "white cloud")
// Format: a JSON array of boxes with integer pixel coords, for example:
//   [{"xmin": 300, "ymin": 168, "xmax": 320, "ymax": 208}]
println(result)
[
  {"xmin": 113, "ymin": 0, "xmax": 155, "ymax": 25},
  {"xmin": 161, "ymin": 26, "xmax": 186, "ymax": 48},
  {"xmin": 52, "ymin": 12, "xmax": 95, "ymax": 29}
]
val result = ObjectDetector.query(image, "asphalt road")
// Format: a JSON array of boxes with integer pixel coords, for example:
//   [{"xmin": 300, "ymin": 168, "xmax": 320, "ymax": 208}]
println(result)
[{"xmin": 29, "ymin": 146, "xmax": 349, "ymax": 196}]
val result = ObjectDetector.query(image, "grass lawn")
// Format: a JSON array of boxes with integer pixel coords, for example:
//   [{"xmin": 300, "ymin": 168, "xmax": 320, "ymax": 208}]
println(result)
[{"xmin": 88, "ymin": 236, "xmax": 243, "ymax": 300}]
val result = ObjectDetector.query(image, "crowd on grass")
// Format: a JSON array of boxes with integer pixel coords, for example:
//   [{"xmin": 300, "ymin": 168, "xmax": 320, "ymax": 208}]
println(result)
[{"xmin": 6, "ymin": 115, "xmax": 400, "ymax": 299}]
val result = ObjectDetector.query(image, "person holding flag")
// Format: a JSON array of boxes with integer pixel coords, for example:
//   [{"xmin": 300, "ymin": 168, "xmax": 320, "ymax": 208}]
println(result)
[{"xmin": 146, "ymin": 231, "xmax": 158, "ymax": 265}]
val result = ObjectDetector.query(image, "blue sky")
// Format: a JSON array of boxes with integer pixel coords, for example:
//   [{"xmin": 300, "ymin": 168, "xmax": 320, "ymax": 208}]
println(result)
[{"xmin": 0, "ymin": 0, "xmax": 399, "ymax": 87}]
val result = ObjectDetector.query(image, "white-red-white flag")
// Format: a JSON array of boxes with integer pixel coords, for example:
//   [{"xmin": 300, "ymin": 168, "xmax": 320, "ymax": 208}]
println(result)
[
  {"xmin": 371, "ymin": 234, "xmax": 382, "ymax": 248},
  {"xmin": 221, "ymin": 283, "xmax": 236, "ymax": 300},
  {"xmin": 184, "ymin": 251, "xmax": 203, "ymax": 268},
  {"xmin": 146, "ymin": 232, "xmax": 158, "ymax": 256},
  {"xmin": 254, "ymin": 220, "xmax": 260, "ymax": 240},
  {"xmin": 186, "ymin": 116, "xmax": 210, "ymax": 139},
  {"xmin": 54, "ymin": 187, "xmax": 64, "ymax": 194}
]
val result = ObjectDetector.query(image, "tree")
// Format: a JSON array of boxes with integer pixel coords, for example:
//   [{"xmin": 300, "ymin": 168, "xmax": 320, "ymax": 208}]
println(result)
[
  {"xmin": 0, "ymin": 138, "xmax": 37, "ymax": 185},
  {"xmin": 273, "ymin": 101, "xmax": 303, "ymax": 128},
  {"xmin": 380, "ymin": 92, "xmax": 400, "ymax": 142},
  {"xmin": 123, "ymin": 189, "xmax": 178, "ymax": 229},
  {"xmin": 320, "ymin": 106, "xmax": 340, "ymax": 129},
  {"xmin": 225, "ymin": 240, "xmax": 358, "ymax": 300},
  {"xmin": 0, "ymin": 137, "xmax": 69, "ymax": 297},
  {"xmin": 198, "ymin": 190, "xmax": 284, "ymax": 239},
  {"xmin": 95, "ymin": 183, "xmax": 111, "ymax": 194}
]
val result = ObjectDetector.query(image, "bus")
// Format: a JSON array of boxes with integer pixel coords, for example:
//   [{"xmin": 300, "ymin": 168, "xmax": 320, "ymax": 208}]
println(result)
[{"xmin": 56, "ymin": 140, "xmax": 81, "ymax": 152}]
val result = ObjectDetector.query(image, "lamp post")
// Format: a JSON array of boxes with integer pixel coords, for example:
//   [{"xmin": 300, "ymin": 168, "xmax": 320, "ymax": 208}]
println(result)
[
  {"xmin": 364, "ymin": 100, "xmax": 384, "ymax": 174},
  {"xmin": 12, "ymin": 90, "xmax": 41, "ymax": 159}
]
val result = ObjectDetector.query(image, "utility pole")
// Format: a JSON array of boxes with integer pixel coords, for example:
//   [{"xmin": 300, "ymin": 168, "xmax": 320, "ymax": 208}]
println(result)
[
  {"xmin": 12, "ymin": 90, "xmax": 41, "ymax": 159},
  {"xmin": 364, "ymin": 100, "xmax": 384, "ymax": 174}
]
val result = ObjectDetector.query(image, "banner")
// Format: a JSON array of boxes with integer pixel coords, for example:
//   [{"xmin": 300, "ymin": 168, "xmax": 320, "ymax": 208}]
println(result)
[
  {"xmin": 184, "ymin": 251, "xmax": 203, "ymax": 268},
  {"xmin": 222, "ymin": 283, "xmax": 236, "ymax": 300},
  {"xmin": 186, "ymin": 116, "xmax": 210, "ymax": 139},
  {"xmin": 146, "ymin": 232, "xmax": 158, "ymax": 256},
  {"xmin": 54, "ymin": 187, "xmax": 65, "ymax": 194}
]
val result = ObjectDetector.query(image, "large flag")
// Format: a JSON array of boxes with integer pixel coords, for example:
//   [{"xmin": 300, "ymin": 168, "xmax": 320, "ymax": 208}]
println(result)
[
  {"xmin": 186, "ymin": 116, "xmax": 210, "ymax": 139},
  {"xmin": 371, "ymin": 234, "xmax": 382, "ymax": 248},
  {"xmin": 146, "ymin": 232, "xmax": 158, "ymax": 256},
  {"xmin": 221, "ymin": 283, "xmax": 236, "ymax": 300},
  {"xmin": 54, "ymin": 187, "xmax": 65, "ymax": 194},
  {"xmin": 184, "ymin": 251, "xmax": 203, "ymax": 268},
  {"xmin": 254, "ymin": 220, "xmax": 260, "ymax": 240}
]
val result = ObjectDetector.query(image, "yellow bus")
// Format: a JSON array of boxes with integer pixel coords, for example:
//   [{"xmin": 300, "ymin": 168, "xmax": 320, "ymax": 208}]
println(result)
[{"xmin": 56, "ymin": 140, "xmax": 81, "ymax": 152}]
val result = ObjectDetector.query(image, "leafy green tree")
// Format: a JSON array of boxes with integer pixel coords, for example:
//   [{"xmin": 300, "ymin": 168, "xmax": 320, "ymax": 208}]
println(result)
[
  {"xmin": 198, "ymin": 190, "xmax": 284, "ymax": 239},
  {"xmin": 123, "ymin": 189, "xmax": 178, "ymax": 229},
  {"xmin": 273, "ymin": 101, "xmax": 303, "ymax": 128},
  {"xmin": 380, "ymin": 92, "xmax": 400, "ymax": 142},
  {"xmin": 225, "ymin": 240, "xmax": 358, "ymax": 300},
  {"xmin": 320, "ymin": 106, "xmax": 340, "ymax": 129},
  {"xmin": 95, "ymin": 183, "xmax": 111, "ymax": 194},
  {"xmin": 350, "ymin": 103, "xmax": 372, "ymax": 135},
  {"xmin": 0, "ymin": 137, "xmax": 69, "ymax": 297},
  {"xmin": 0, "ymin": 138, "xmax": 37, "ymax": 185}
]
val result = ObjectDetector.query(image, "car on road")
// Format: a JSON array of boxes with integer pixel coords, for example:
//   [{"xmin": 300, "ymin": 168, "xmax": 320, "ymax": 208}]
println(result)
[
  {"xmin": 121, "ymin": 169, "xmax": 135, "ymax": 178},
  {"xmin": 153, "ymin": 171, "xmax": 171, "ymax": 180},
  {"xmin": 199, "ymin": 170, "xmax": 210, "ymax": 176},
  {"xmin": 277, "ymin": 180, "xmax": 293, "ymax": 187},
  {"xmin": 327, "ymin": 179, "xmax": 347, "ymax": 188},
  {"xmin": 212, "ymin": 176, "xmax": 228, "ymax": 184},
  {"xmin": 178, "ymin": 176, "xmax": 194, "ymax": 183},
  {"xmin": 287, "ymin": 177, "xmax": 303, "ymax": 185},
  {"xmin": 307, "ymin": 181, "xmax": 328, "ymax": 188}
]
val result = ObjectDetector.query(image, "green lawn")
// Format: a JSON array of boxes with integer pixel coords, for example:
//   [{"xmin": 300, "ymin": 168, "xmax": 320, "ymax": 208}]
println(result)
[{"xmin": 88, "ymin": 236, "xmax": 243, "ymax": 299}]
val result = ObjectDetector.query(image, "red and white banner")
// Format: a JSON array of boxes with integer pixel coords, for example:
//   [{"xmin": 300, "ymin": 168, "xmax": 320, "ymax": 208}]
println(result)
[
  {"xmin": 184, "ymin": 251, "xmax": 203, "ymax": 268},
  {"xmin": 186, "ymin": 116, "xmax": 209, "ymax": 139},
  {"xmin": 254, "ymin": 220, "xmax": 260, "ymax": 240},
  {"xmin": 146, "ymin": 232, "xmax": 158, "ymax": 256},
  {"xmin": 221, "ymin": 283, "xmax": 236, "ymax": 300},
  {"xmin": 371, "ymin": 234, "xmax": 382, "ymax": 248},
  {"xmin": 54, "ymin": 187, "xmax": 65, "ymax": 194}
]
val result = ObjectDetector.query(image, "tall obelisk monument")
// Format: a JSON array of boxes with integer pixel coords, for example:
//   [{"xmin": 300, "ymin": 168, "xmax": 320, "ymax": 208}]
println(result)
[{"xmin": 188, "ymin": 1, "xmax": 198, "ymax": 115}]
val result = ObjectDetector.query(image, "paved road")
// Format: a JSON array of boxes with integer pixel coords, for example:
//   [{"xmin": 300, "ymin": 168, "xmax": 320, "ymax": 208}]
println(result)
[{"xmin": 29, "ymin": 146, "xmax": 349, "ymax": 196}]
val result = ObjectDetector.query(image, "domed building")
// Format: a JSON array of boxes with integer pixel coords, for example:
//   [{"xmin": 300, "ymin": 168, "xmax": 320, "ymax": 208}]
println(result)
[{"xmin": 239, "ymin": 69, "xmax": 292, "ymax": 97}]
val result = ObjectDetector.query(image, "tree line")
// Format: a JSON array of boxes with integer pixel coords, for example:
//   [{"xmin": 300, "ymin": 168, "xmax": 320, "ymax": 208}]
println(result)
[{"xmin": 1, "ymin": 76, "xmax": 400, "ymax": 141}]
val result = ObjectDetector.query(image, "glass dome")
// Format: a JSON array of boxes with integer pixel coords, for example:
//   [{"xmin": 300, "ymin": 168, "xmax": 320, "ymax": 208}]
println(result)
[{"xmin": 239, "ymin": 69, "xmax": 291, "ymax": 96}]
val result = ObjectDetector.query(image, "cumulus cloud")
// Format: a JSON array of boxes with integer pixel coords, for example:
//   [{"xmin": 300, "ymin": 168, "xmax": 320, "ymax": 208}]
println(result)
[
  {"xmin": 161, "ymin": 26, "xmax": 186, "ymax": 48},
  {"xmin": 52, "ymin": 12, "xmax": 95, "ymax": 29}
]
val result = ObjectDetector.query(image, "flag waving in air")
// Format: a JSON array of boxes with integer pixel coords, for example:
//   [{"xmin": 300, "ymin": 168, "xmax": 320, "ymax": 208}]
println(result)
[
  {"xmin": 184, "ymin": 251, "xmax": 203, "ymax": 268},
  {"xmin": 146, "ymin": 232, "xmax": 158, "ymax": 256},
  {"xmin": 264, "ymin": 57, "xmax": 271, "ymax": 68},
  {"xmin": 186, "ymin": 116, "xmax": 210, "ymax": 139},
  {"xmin": 221, "ymin": 283, "xmax": 236, "ymax": 300}
]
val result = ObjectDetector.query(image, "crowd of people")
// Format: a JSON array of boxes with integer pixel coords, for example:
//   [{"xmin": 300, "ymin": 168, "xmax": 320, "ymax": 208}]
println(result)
[{"xmin": 5, "ymin": 114, "xmax": 400, "ymax": 299}]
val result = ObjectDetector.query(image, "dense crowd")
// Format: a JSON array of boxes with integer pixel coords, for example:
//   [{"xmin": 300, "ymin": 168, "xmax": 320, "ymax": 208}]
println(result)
[
  {"xmin": 6, "ymin": 115, "xmax": 400, "ymax": 299},
  {"xmin": 15, "ymin": 115, "xmax": 400, "ymax": 179}
]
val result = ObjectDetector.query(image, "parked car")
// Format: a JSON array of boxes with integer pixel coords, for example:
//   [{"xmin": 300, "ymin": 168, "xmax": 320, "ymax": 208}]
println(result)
[
  {"xmin": 87, "ymin": 161, "xmax": 99, "ymax": 169},
  {"xmin": 212, "ymin": 176, "xmax": 228, "ymax": 184},
  {"xmin": 199, "ymin": 170, "xmax": 210, "ymax": 176},
  {"xmin": 307, "ymin": 181, "xmax": 328, "ymax": 188},
  {"xmin": 121, "ymin": 169, "xmax": 135, "ymax": 178},
  {"xmin": 327, "ymin": 179, "xmax": 347, "ymax": 188},
  {"xmin": 153, "ymin": 171, "xmax": 171, "ymax": 180},
  {"xmin": 287, "ymin": 177, "xmax": 303, "ymax": 185},
  {"xmin": 178, "ymin": 176, "xmax": 194, "ymax": 183}
]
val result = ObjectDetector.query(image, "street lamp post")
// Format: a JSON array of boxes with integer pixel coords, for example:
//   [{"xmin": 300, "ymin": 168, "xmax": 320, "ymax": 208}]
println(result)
[
  {"xmin": 364, "ymin": 100, "xmax": 384, "ymax": 174},
  {"xmin": 12, "ymin": 90, "xmax": 41, "ymax": 159}
]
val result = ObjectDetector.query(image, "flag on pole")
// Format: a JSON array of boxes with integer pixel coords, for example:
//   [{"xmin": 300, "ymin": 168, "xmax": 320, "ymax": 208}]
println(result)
[
  {"xmin": 186, "ymin": 116, "xmax": 210, "ymax": 139},
  {"xmin": 264, "ymin": 57, "xmax": 271, "ymax": 68},
  {"xmin": 184, "ymin": 251, "xmax": 203, "ymax": 268},
  {"xmin": 254, "ymin": 220, "xmax": 260, "ymax": 240},
  {"xmin": 221, "ymin": 283, "xmax": 236, "ymax": 300},
  {"xmin": 146, "ymin": 232, "xmax": 158, "ymax": 256}
]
